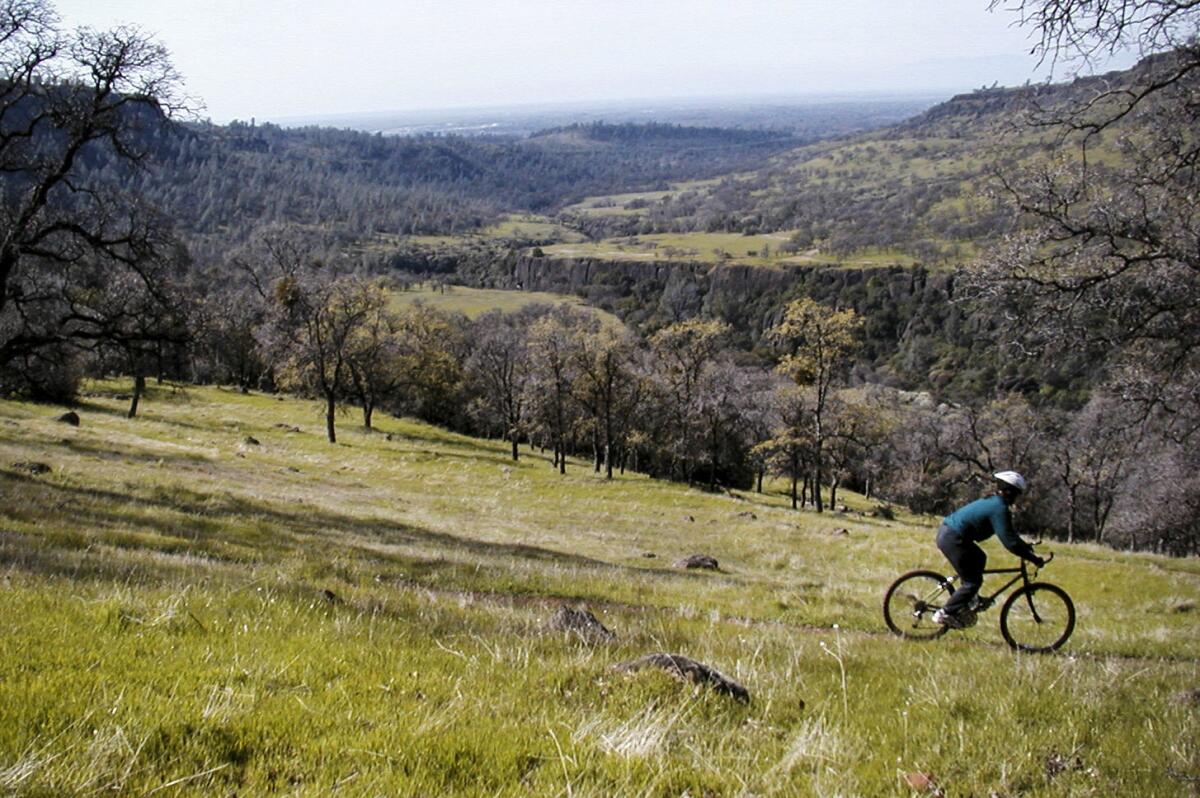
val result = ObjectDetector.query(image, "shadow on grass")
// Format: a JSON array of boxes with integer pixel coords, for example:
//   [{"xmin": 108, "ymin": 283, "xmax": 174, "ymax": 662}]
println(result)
[
  {"xmin": 62, "ymin": 402, "xmax": 524, "ymax": 468},
  {"xmin": 0, "ymin": 470, "xmax": 724, "ymax": 595},
  {"xmin": 56, "ymin": 436, "xmax": 215, "ymax": 467},
  {"xmin": 0, "ymin": 427, "xmax": 215, "ymax": 472},
  {"xmin": 365, "ymin": 425, "xmax": 531, "ymax": 462}
]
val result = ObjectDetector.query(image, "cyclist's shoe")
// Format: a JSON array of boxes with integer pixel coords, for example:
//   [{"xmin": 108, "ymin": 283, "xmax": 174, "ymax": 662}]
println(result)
[{"xmin": 932, "ymin": 608, "xmax": 965, "ymax": 629}]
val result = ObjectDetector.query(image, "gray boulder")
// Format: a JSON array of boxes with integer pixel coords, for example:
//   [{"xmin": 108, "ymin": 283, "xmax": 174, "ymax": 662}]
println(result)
[
  {"xmin": 612, "ymin": 653, "xmax": 749, "ymax": 703},
  {"xmin": 547, "ymin": 606, "xmax": 616, "ymax": 642},
  {"xmin": 674, "ymin": 554, "xmax": 719, "ymax": 571}
]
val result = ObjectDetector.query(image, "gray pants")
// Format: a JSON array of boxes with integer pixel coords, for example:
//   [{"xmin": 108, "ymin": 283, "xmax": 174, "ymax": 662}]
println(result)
[{"xmin": 936, "ymin": 523, "xmax": 985, "ymax": 615}]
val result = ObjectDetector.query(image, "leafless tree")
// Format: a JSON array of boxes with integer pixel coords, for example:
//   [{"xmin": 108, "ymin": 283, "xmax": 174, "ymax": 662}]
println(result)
[
  {"xmin": 648, "ymin": 318, "xmax": 731, "ymax": 484},
  {"xmin": 754, "ymin": 384, "xmax": 815, "ymax": 511},
  {"xmin": 255, "ymin": 239, "xmax": 376, "ymax": 444},
  {"xmin": 572, "ymin": 324, "xmax": 640, "ymax": 479},
  {"xmin": 465, "ymin": 308, "xmax": 538, "ymax": 461},
  {"xmin": 0, "ymin": 0, "xmax": 190, "ymax": 376},
  {"xmin": 343, "ymin": 280, "xmax": 404, "ymax": 430},
  {"xmin": 1041, "ymin": 394, "xmax": 1141, "ymax": 542},
  {"xmin": 976, "ymin": 1, "xmax": 1200, "ymax": 432},
  {"xmin": 973, "ymin": 1, "xmax": 1200, "ymax": 551},
  {"xmin": 524, "ymin": 306, "xmax": 591, "ymax": 474},
  {"xmin": 766, "ymin": 298, "xmax": 862, "ymax": 512}
]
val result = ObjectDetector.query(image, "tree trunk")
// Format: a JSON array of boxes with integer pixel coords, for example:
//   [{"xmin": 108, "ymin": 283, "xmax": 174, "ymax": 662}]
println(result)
[
  {"xmin": 813, "ymin": 458, "xmax": 825, "ymax": 513},
  {"xmin": 325, "ymin": 391, "xmax": 337, "ymax": 443},
  {"xmin": 511, "ymin": 434, "xmax": 519, "ymax": 462},
  {"xmin": 127, "ymin": 374, "xmax": 145, "ymax": 419},
  {"xmin": 756, "ymin": 469, "xmax": 763, "ymax": 494},
  {"xmin": 1066, "ymin": 485, "xmax": 1077, "ymax": 543},
  {"xmin": 363, "ymin": 402, "xmax": 374, "ymax": 430},
  {"xmin": 790, "ymin": 450, "xmax": 799, "ymax": 510}
]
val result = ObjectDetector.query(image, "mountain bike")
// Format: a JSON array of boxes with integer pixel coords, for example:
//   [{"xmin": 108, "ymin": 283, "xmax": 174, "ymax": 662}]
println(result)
[{"xmin": 882, "ymin": 553, "xmax": 1075, "ymax": 652}]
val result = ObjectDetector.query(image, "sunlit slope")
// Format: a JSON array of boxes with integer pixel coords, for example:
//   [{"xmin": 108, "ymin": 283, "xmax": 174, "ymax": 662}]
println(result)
[
  {"xmin": 389, "ymin": 282, "xmax": 620, "ymax": 325},
  {"xmin": 545, "ymin": 70, "xmax": 1148, "ymax": 267},
  {"xmin": 0, "ymin": 384, "xmax": 1197, "ymax": 796}
]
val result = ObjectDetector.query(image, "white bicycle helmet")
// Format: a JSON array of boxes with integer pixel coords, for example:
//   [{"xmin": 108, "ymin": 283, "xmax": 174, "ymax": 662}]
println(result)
[{"xmin": 993, "ymin": 470, "xmax": 1028, "ymax": 493}]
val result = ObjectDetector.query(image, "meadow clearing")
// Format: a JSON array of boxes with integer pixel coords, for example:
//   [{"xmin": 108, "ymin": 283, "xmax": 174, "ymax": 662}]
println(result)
[{"xmin": 0, "ymin": 383, "xmax": 1196, "ymax": 797}]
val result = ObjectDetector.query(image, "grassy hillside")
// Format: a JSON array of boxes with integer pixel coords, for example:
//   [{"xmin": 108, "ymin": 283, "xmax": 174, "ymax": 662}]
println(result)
[
  {"xmin": 537, "ymin": 68, "xmax": 1161, "ymax": 268},
  {"xmin": 1, "ymin": 384, "xmax": 1197, "ymax": 796},
  {"xmin": 541, "ymin": 233, "xmax": 920, "ymax": 269},
  {"xmin": 388, "ymin": 282, "xmax": 620, "ymax": 325}
]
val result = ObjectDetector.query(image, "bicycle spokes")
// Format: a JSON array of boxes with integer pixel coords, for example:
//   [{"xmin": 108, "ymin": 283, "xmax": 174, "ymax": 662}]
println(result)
[
  {"xmin": 1000, "ymin": 584, "xmax": 1076, "ymax": 652},
  {"xmin": 883, "ymin": 570, "xmax": 954, "ymax": 640}
]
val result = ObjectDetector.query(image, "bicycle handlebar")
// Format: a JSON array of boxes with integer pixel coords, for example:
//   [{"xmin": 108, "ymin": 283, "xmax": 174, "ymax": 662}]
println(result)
[{"xmin": 1024, "ymin": 551, "xmax": 1054, "ymax": 571}]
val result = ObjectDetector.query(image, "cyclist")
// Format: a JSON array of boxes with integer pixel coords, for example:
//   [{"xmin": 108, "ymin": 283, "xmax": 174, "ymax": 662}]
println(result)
[{"xmin": 932, "ymin": 471, "xmax": 1045, "ymax": 629}]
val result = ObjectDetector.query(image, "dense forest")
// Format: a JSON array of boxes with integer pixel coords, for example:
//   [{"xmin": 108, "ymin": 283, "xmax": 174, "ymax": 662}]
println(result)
[
  {"xmin": 119, "ymin": 119, "xmax": 805, "ymax": 263},
  {"xmin": 2, "ymin": 0, "xmax": 1198, "ymax": 554}
]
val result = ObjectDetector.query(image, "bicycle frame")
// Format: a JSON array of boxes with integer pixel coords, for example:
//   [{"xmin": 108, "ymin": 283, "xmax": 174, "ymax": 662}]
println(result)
[
  {"xmin": 975, "ymin": 564, "xmax": 1027, "ymax": 609},
  {"xmin": 944, "ymin": 554, "xmax": 1052, "ymax": 613},
  {"xmin": 883, "ymin": 552, "xmax": 1072, "ymax": 650}
]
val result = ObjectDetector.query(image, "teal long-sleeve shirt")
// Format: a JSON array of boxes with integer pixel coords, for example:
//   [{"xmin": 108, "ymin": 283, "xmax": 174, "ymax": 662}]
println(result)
[{"xmin": 943, "ymin": 494, "xmax": 1033, "ymax": 558}]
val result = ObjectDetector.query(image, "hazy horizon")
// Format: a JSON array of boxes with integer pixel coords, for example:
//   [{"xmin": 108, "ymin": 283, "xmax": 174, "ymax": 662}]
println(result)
[
  {"xmin": 58, "ymin": 1, "xmax": 1138, "ymax": 124},
  {"xmin": 271, "ymin": 89, "xmax": 947, "ymax": 133}
]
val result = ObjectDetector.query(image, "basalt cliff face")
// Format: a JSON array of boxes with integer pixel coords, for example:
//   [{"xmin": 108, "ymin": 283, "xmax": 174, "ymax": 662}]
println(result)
[
  {"xmin": 509, "ymin": 255, "xmax": 955, "ymax": 339},
  {"xmin": 405, "ymin": 246, "xmax": 1071, "ymax": 398},
  {"xmin": 502, "ymin": 254, "xmax": 987, "ymax": 393}
]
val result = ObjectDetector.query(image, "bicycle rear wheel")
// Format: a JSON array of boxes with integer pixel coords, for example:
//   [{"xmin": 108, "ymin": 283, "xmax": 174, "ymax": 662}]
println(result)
[
  {"xmin": 1000, "ymin": 583, "xmax": 1075, "ymax": 652},
  {"xmin": 883, "ymin": 570, "xmax": 953, "ymax": 640}
]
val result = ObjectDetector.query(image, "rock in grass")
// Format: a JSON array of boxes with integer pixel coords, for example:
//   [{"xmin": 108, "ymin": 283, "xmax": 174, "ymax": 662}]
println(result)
[
  {"xmin": 243, "ymin": 435, "xmax": 260, "ymax": 446},
  {"xmin": 1174, "ymin": 687, "xmax": 1200, "ymax": 707},
  {"xmin": 12, "ymin": 461, "xmax": 51, "ymax": 475},
  {"xmin": 674, "ymin": 554, "xmax": 719, "ymax": 571},
  {"xmin": 902, "ymin": 772, "xmax": 943, "ymax": 794},
  {"xmin": 612, "ymin": 653, "xmax": 749, "ymax": 703},
  {"xmin": 56, "ymin": 411, "xmax": 80, "ymax": 426},
  {"xmin": 547, "ymin": 606, "xmax": 616, "ymax": 642}
]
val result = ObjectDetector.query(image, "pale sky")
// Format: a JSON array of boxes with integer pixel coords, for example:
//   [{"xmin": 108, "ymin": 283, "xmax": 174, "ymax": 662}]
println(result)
[{"xmin": 54, "ymin": 0, "xmax": 1139, "ymax": 123}]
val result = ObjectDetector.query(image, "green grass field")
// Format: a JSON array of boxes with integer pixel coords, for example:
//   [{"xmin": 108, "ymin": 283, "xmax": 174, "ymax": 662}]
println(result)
[
  {"xmin": 541, "ymin": 234, "xmax": 919, "ymax": 269},
  {"xmin": 1, "ymin": 384, "xmax": 1197, "ymax": 796},
  {"xmin": 389, "ymin": 283, "xmax": 620, "ymax": 325}
]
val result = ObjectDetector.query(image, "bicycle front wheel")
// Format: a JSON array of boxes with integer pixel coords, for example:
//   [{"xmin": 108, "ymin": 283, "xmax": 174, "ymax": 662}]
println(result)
[
  {"xmin": 1000, "ymin": 583, "xmax": 1075, "ymax": 652},
  {"xmin": 883, "ymin": 570, "xmax": 953, "ymax": 640}
]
